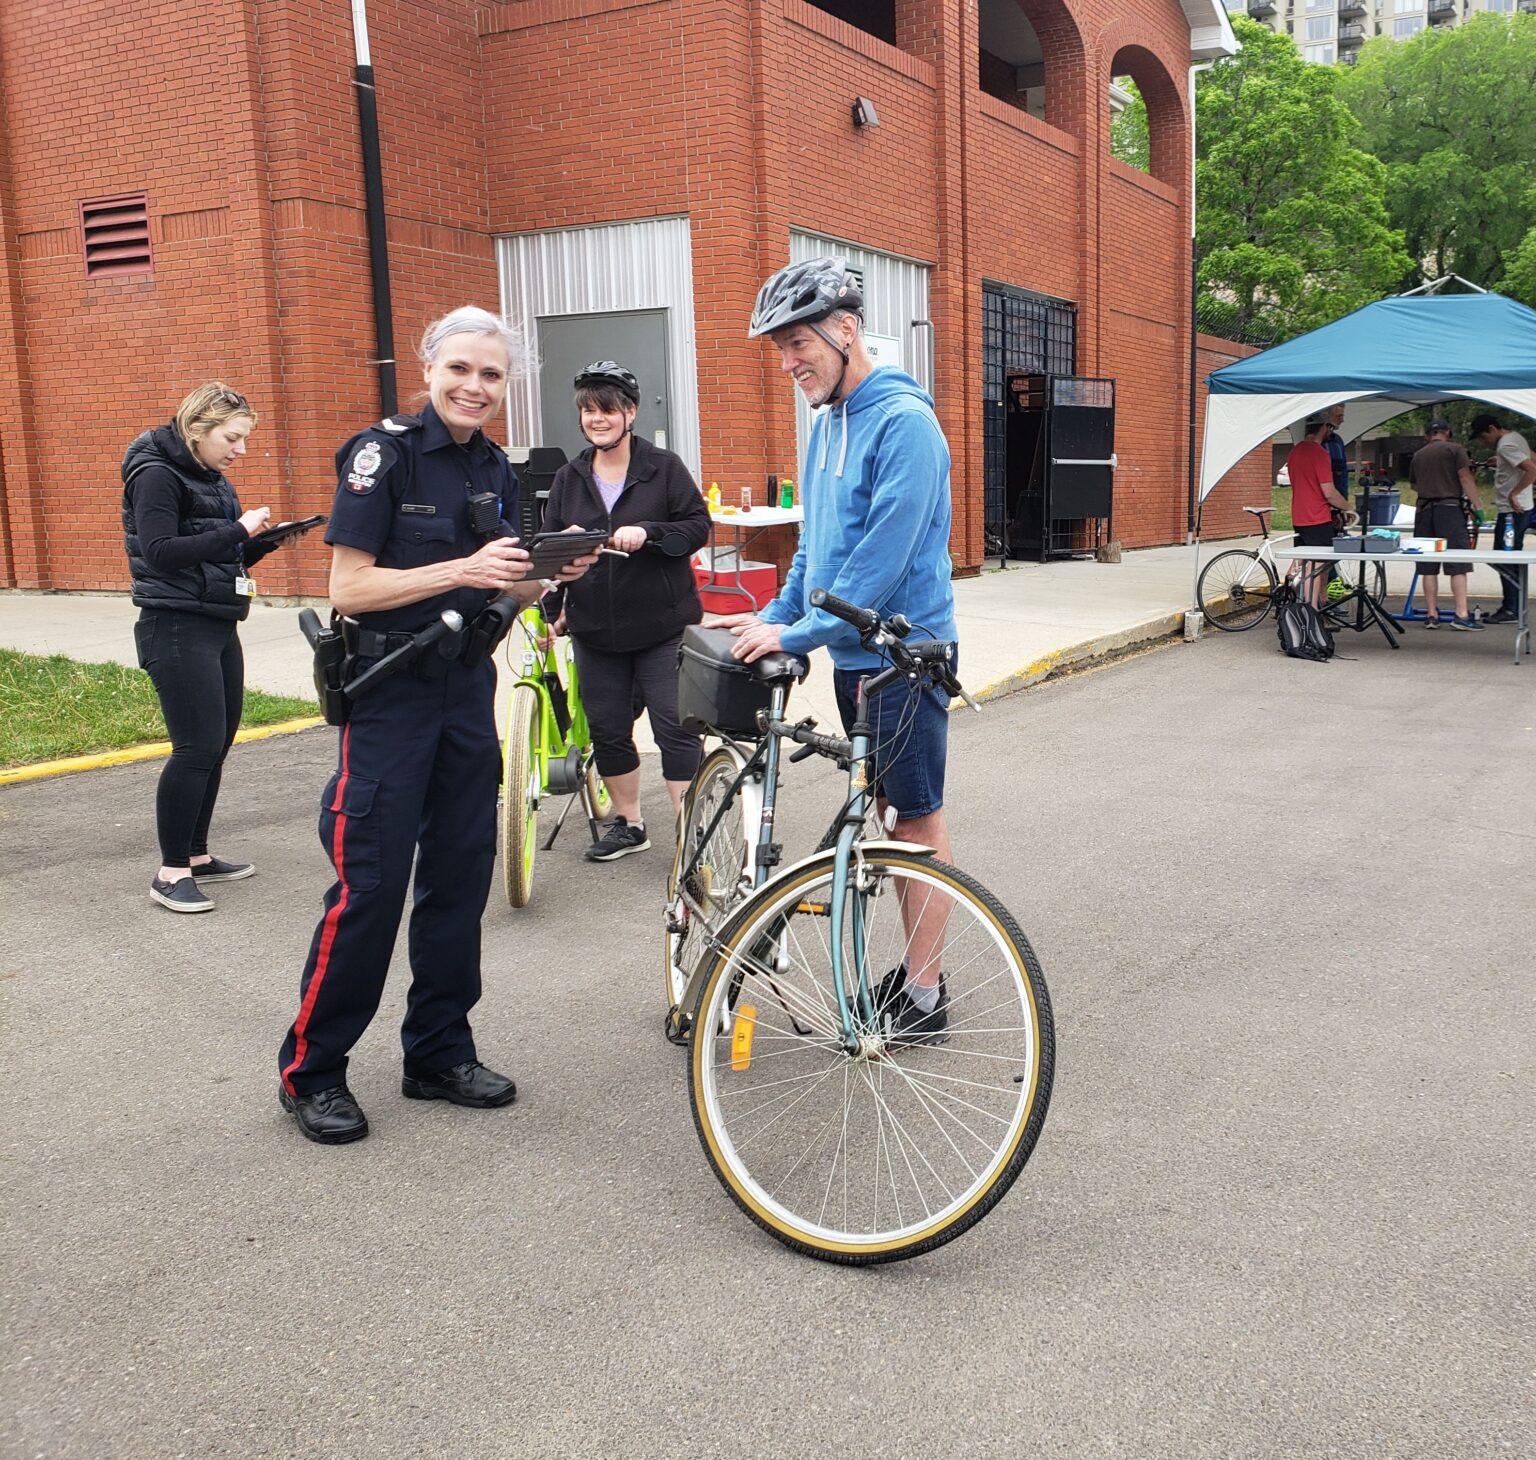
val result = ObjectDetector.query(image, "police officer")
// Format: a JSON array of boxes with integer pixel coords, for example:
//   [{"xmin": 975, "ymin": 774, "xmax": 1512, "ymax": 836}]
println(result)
[{"xmin": 278, "ymin": 305, "xmax": 596, "ymax": 1145}]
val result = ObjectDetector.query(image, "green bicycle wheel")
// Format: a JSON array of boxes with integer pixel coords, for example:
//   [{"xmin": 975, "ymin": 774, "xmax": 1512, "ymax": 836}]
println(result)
[
  {"xmin": 688, "ymin": 849, "xmax": 1054, "ymax": 1264},
  {"xmin": 501, "ymin": 683, "xmax": 541, "ymax": 908}
]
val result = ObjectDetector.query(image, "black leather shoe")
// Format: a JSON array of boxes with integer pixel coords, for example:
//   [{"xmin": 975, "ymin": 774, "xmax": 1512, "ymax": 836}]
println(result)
[
  {"xmin": 279, "ymin": 1084, "xmax": 369, "ymax": 1144},
  {"xmin": 401, "ymin": 1060, "xmax": 517, "ymax": 1108}
]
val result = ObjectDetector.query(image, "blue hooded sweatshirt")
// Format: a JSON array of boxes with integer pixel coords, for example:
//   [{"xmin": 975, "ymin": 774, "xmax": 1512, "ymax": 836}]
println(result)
[{"xmin": 761, "ymin": 367, "xmax": 957, "ymax": 670}]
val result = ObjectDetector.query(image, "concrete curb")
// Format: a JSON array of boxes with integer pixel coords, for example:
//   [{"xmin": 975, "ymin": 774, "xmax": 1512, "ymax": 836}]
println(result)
[
  {"xmin": 971, "ymin": 610, "xmax": 1188, "ymax": 703},
  {"xmin": 0, "ymin": 715, "xmax": 325, "ymax": 787}
]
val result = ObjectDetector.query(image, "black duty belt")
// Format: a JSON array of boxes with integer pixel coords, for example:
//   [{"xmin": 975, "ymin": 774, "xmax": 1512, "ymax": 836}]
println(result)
[{"xmin": 347, "ymin": 625, "xmax": 417, "ymax": 659}]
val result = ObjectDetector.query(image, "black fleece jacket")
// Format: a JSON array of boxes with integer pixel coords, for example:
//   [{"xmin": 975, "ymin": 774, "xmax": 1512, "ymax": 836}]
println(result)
[{"xmin": 541, "ymin": 435, "xmax": 710, "ymax": 653}]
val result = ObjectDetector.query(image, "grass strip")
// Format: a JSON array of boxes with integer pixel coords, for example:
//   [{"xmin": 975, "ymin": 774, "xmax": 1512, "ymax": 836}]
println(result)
[{"xmin": 0, "ymin": 649, "xmax": 317, "ymax": 769}]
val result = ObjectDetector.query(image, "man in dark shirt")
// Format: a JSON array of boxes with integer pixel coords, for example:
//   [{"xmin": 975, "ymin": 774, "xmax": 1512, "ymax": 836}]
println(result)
[
  {"xmin": 1409, "ymin": 421, "xmax": 1484, "ymax": 630},
  {"xmin": 1325, "ymin": 404, "xmax": 1351, "ymax": 505}
]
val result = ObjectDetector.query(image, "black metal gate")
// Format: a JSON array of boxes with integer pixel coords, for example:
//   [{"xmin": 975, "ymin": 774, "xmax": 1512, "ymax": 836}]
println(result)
[{"xmin": 982, "ymin": 282, "xmax": 1076, "ymax": 560}]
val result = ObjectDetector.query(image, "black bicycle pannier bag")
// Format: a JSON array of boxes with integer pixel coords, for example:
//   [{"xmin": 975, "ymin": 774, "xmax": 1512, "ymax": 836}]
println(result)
[{"xmin": 677, "ymin": 624, "xmax": 774, "ymax": 736}]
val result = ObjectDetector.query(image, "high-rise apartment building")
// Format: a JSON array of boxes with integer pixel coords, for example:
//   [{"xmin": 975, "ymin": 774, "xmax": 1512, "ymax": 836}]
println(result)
[{"xmin": 1227, "ymin": 0, "xmax": 1530, "ymax": 64}]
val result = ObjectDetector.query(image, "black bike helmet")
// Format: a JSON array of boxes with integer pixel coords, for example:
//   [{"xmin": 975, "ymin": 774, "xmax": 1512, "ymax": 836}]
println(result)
[
  {"xmin": 747, "ymin": 257, "xmax": 863, "ymax": 339},
  {"xmin": 573, "ymin": 360, "xmax": 640, "ymax": 404}
]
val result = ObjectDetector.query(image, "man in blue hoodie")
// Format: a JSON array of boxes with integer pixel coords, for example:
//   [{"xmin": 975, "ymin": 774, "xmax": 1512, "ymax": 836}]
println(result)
[{"xmin": 724, "ymin": 256, "xmax": 959, "ymax": 1041}]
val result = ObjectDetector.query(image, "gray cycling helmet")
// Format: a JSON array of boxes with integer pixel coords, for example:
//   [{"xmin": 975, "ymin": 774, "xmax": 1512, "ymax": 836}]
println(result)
[
  {"xmin": 748, "ymin": 257, "xmax": 863, "ymax": 339},
  {"xmin": 573, "ymin": 360, "xmax": 640, "ymax": 404}
]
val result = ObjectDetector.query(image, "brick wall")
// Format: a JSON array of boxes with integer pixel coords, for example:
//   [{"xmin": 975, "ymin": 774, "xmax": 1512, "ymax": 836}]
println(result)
[{"xmin": 2, "ymin": 0, "xmax": 1226, "ymax": 592}]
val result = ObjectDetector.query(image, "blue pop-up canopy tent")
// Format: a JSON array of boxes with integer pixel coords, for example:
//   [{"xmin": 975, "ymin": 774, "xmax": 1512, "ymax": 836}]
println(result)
[{"xmin": 1199, "ymin": 290, "xmax": 1536, "ymax": 502}]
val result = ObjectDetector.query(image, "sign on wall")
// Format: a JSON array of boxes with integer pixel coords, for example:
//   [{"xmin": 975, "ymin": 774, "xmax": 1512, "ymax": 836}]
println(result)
[{"xmin": 863, "ymin": 332, "xmax": 903, "ymax": 371}]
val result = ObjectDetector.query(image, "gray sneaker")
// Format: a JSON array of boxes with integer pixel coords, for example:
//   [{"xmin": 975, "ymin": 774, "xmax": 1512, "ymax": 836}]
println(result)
[{"xmin": 585, "ymin": 817, "xmax": 651, "ymax": 862}]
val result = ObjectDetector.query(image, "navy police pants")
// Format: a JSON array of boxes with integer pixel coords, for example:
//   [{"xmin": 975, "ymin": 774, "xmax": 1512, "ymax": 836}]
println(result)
[{"xmin": 279, "ymin": 658, "xmax": 500, "ymax": 1095}]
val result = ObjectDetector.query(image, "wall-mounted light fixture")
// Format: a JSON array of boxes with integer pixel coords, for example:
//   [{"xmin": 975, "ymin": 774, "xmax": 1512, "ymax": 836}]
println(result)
[{"xmin": 851, "ymin": 97, "xmax": 880, "ymax": 129}]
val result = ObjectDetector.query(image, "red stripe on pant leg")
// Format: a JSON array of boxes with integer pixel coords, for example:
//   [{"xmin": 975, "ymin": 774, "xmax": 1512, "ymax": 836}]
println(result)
[{"xmin": 282, "ymin": 725, "xmax": 353, "ymax": 1094}]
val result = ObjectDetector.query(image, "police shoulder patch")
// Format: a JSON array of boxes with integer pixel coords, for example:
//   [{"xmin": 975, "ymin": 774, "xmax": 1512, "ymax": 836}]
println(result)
[{"xmin": 346, "ymin": 440, "xmax": 384, "ymax": 494}]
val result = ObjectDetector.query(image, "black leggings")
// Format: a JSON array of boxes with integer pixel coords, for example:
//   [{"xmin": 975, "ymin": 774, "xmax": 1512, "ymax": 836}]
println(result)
[
  {"xmin": 571, "ymin": 633, "xmax": 702, "ymax": 784},
  {"xmin": 134, "ymin": 609, "xmax": 244, "ymax": 865}
]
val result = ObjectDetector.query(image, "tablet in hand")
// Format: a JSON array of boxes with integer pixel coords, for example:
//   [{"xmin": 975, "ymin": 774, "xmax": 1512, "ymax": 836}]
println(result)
[
  {"xmin": 252, "ymin": 514, "xmax": 326, "ymax": 546},
  {"xmin": 521, "ymin": 529, "xmax": 609, "ymax": 577}
]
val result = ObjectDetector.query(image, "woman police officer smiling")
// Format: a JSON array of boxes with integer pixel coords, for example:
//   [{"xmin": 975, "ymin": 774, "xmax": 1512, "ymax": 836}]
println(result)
[{"xmin": 276, "ymin": 306, "xmax": 597, "ymax": 1146}]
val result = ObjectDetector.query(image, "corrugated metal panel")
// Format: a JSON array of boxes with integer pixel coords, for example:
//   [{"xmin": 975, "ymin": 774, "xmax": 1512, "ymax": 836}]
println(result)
[
  {"xmin": 788, "ymin": 231, "xmax": 933, "ymax": 473},
  {"xmin": 496, "ymin": 217, "xmax": 699, "ymax": 473}
]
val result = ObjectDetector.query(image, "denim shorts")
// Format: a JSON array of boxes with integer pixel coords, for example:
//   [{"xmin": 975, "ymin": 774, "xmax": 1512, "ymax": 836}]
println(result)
[{"xmin": 832, "ymin": 650, "xmax": 954, "ymax": 820}]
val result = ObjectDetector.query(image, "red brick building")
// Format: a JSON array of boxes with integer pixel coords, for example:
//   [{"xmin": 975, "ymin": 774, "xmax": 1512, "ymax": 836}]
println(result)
[{"xmin": 0, "ymin": 0, "xmax": 1250, "ymax": 598}]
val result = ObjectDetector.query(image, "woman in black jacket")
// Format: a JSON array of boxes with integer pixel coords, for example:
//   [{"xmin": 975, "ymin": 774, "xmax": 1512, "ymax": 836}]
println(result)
[
  {"xmin": 541, "ymin": 361, "xmax": 710, "ymax": 861},
  {"xmin": 121, "ymin": 383, "xmax": 307, "ymax": 913}
]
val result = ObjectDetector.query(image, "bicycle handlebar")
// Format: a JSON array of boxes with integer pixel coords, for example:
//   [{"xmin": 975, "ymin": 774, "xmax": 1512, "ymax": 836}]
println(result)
[{"xmin": 808, "ymin": 589, "xmax": 978, "ymax": 713}]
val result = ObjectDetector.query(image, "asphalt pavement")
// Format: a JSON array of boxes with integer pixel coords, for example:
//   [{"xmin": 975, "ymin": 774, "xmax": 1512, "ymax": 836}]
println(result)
[{"xmin": 3, "ymin": 628, "xmax": 1532, "ymax": 1459}]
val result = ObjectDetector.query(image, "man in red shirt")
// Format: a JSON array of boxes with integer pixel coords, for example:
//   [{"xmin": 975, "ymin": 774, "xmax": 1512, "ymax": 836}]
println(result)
[{"xmin": 1286, "ymin": 416, "xmax": 1350, "ymax": 607}]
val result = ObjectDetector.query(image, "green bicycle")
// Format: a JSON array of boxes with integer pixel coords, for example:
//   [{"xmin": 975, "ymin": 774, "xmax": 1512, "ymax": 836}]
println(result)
[
  {"xmin": 664, "ymin": 593, "xmax": 1055, "ymax": 1264},
  {"xmin": 499, "ymin": 601, "xmax": 612, "ymax": 906}
]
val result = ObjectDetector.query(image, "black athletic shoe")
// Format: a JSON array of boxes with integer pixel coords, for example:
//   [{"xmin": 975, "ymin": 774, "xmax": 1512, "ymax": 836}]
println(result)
[
  {"xmin": 872, "ymin": 965, "xmax": 949, "ymax": 1046},
  {"xmin": 280, "ymin": 1084, "xmax": 369, "ymax": 1144},
  {"xmin": 150, "ymin": 876, "xmax": 213, "ymax": 913},
  {"xmin": 585, "ymin": 817, "xmax": 651, "ymax": 862},
  {"xmin": 190, "ymin": 856, "xmax": 256, "ymax": 882},
  {"xmin": 1485, "ymin": 608, "xmax": 1519, "ymax": 624},
  {"xmin": 401, "ymin": 1060, "xmax": 517, "ymax": 1108}
]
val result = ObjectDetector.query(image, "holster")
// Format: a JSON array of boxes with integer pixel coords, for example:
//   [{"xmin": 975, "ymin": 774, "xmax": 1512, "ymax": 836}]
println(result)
[
  {"xmin": 298, "ymin": 608, "xmax": 353, "ymax": 727},
  {"xmin": 460, "ymin": 596, "xmax": 520, "ymax": 669}
]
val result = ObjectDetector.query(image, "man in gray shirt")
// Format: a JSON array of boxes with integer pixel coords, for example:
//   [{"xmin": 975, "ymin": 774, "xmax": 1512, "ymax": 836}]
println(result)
[
  {"xmin": 1409, "ymin": 422, "xmax": 1484, "ymax": 630},
  {"xmin": 1470, "ymin": 413, "xmax": 1536, "ymax": 624}
]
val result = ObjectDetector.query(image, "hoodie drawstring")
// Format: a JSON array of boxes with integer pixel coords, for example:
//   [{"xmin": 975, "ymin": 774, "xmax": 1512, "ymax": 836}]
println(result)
[{"xmin": 816, "ymin": 400, "xmax": 851, "ymax": 478}]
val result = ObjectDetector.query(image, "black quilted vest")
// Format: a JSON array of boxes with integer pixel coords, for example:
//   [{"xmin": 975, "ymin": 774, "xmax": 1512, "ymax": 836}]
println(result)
[{"xmin": 121, "ymin": 424, "xmax": 247, "ymax": 620}]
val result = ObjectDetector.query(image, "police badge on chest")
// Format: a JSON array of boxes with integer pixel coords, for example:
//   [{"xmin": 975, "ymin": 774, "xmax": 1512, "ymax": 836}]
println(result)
[{"xmin": 347, "ymin": 441, "xmax": 382, "ymax": 494}]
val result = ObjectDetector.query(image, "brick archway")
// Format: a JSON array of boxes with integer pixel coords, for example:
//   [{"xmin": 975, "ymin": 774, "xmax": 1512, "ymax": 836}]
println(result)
[
  {"xmin": 1103, "ymin": 40, "xmax": 1187, "ymax": 187},
  {"xmin": 976, "ymin": 0, "xmax": 1089, "ymax": 141}
]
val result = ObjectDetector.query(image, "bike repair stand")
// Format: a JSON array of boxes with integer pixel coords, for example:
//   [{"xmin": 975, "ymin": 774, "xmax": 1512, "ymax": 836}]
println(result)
[{"xmin": 1329, "ymin": 475, "xmax": 1401, "ymax": 649}]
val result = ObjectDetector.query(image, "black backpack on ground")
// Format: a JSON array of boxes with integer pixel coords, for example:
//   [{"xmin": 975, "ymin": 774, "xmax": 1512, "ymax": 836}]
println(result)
[{"xmin": 1275, "ymin": 583, "xmax": 1335, "ymax": 662}]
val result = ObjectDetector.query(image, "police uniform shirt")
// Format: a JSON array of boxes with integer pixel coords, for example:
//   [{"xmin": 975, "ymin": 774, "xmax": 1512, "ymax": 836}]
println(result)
[{"xmin": 324, "ymin": 400, "xmax": 520, "ymax": 635}]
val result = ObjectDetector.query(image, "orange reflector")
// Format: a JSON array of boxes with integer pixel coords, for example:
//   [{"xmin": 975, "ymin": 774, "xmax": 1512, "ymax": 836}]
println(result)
[
  {"xmin": 731, "ymin": 1004, "xmax": 758, "ymax": 1071},
  {"xmin": 795, "ymin": 901, "xmax": 829, "ymax": 915}
]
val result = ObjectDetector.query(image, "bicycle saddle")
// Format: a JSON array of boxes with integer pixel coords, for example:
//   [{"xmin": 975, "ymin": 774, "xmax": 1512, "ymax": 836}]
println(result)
[{"xmin": 752, "ymin": 651, "xmax": 810, "ymax": 683}]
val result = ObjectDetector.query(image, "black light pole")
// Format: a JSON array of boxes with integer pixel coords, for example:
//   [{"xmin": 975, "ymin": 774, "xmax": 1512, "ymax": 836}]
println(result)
[{"xmin": 351, "ymin": 0, "xmax": 397, "ymax": 417}]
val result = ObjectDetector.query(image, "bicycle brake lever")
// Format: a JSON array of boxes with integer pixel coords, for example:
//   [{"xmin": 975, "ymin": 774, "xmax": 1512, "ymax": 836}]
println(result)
[{"xmin": 788, "ymin": 744, "xmax": 818, "ymax": 764}]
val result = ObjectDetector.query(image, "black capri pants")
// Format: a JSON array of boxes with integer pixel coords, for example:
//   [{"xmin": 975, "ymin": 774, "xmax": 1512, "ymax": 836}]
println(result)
[
  {"xmin": 571, "ymin": 632, "xmax": 702, "ymax": 784},
  {"xmin": 134, "ymin": 608, "xmax": 244, "ymax": 865}
]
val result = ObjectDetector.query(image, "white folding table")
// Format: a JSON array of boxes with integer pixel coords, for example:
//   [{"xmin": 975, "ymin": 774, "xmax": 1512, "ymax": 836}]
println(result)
[{"xmin": 1273, "ymin": 546, "xmax": 1535, "ymax": 664}]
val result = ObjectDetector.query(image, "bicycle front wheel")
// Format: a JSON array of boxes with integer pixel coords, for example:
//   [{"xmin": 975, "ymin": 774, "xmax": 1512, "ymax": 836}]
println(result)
[
  {"xmin": 665, "ymin": 745, "xmax": 755, "ymax": 1015},
  {"xmin": 688, "ymin": 850, "xmax": 1054, "ymax": 1264},
  {"xmin": 501, "ymin": 683, "xmax": 541, "ymax": 908},
  {"xmin": 1198, "ymin": 549, "xmax": 1278, "ymax": 631}
]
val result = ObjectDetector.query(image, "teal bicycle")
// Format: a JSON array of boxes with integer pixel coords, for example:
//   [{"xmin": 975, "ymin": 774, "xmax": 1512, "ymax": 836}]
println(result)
[
  {"xmin": 664, "ymin": 591, "xmax": 1055, "ymax": 1264},
  {"xmin": 500, "ymin": 602, "xmax": 611, "ymax": 906}
]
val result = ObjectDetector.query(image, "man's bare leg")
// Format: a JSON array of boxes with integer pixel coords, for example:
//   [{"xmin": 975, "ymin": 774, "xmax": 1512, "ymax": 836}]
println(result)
[{"xmin": 890, "ymin": 806, "xmax": 951, "ymax": 989}]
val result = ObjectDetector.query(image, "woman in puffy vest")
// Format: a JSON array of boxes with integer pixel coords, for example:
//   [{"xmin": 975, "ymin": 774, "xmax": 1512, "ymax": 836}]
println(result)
[{"xmin": 121, "ymin": 382, "xmax": 305, "ymax": 913}]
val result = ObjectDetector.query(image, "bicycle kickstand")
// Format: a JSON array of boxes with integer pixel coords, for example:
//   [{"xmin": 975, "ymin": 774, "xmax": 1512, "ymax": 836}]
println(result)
[{"xmin": 543, "ymin": 787, "xmax": 585, "ymax": 852}]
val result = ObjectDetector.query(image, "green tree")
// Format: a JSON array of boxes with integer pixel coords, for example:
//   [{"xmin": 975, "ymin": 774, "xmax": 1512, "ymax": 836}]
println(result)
[
  {"xmin": 1110, "ymin": 78, "xmax": 1149, "ymax": 174},
  {"xmin": 1195, "ymin": 17, "xmax": 1410, "ymax": 343},
  {"xmin": 1340, "ymin": 14, "xmax": 1536, "ymax": 294},
  {"xmin": 1497, "ymin": 223, "xmax": 1536, "ymax": 311}
]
